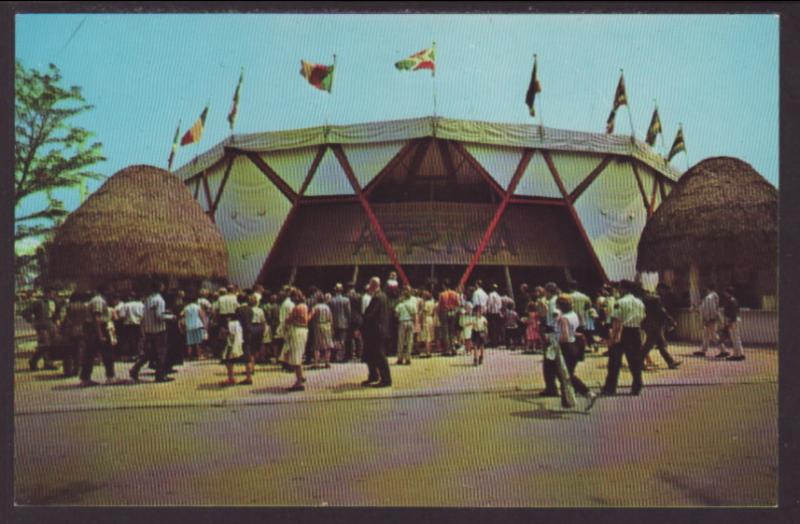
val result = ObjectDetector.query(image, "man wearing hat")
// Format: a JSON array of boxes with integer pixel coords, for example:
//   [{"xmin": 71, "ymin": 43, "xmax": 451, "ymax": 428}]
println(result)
[{"xmin": 330, "ymin": 282, "xmax": 351, "ymax": 363}]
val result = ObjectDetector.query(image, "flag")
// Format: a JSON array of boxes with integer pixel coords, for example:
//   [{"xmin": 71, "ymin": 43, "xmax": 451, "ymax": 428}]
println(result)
[
  {"xmin": 300, "ymin": 60, "xmax": 335, "ymax": 92},
  {"xmin": 667, "ymin": 126, "xmax": 686, "ymax": 161},
  {"xmin": 606, "ymin": 73, "xmax": 628, "ymax": 134},
  {"xmin": 167, "ymin": 120, "xmax": 181, "ymax": 170},
  {"xmin": 227, "ymin": 70, "xmax": 243, "ymax": 131},
  {"xmin": 180, "ymin": 106, "xmax": 208, "ymax": 146},
  {"xmin": 395, "ymin": 44, "xmax": 436, "ymax": 76},
  {"xmin": 645, "ymin": 107, "xmax": 662, "ymax": 146},
  {"xmin": 525, "ymin": 56, "xmax": 542, "ymax": 117}
]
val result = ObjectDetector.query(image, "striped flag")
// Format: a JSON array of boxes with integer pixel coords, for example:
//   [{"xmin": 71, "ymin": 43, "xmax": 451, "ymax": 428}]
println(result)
[
  {"xmin": 645, "ymin": 107, "xmax": 662, "ymax": 146},
  {"xmin": 227, "ymin": 69, "xmax": 244, "ymax": 131},
  {"xmin": 606, "ymin": 73, "xmax": 628, "ymax": 134},
  {"xmin": 525, "ymin": 55, "xmax": 542, "ymax": 117},
  {"xmin": 395, "ymin": 43, "xmax": 436, "ymax": 76},
  {"xmin": 180, "ymin": 106, "xmax": 208, "ymax": 146},
  {"xmin": 667, "ymin": 126, "xmax": 686, "ymax": 161},
  {"xmin": 167, "ymin": 119, "xmax": 181, "ymax": 170},
  {"xmin": 300, "ymin": 59, "xmax": 335, "ymax": 92}
]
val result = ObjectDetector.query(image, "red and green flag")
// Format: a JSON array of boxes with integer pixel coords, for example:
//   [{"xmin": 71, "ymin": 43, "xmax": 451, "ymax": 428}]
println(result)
[
  {"xmin": 667, "ymin": 125, "xmax": 686, "ymax": 161},
  {"xmin": 167, "ymin": 119, "xmax": 181, "ymax": 170},
  {"xmin": 180, "ymin": 106, "xmax": 208, "ymax": 146},
  {"xmin": 525, "ymin": 55, "xmax": 542, "ymax": 117},
  {"xmin": 395, "ymin": 43, "xmax": 436, "ymax": 76},
  {"xmin": 227, "ymin": 69, "xmax": 244, "ymax": 131},
  {"xmin": 300, "ymin": 59, "xmax": 335, "ymax": 92},
  {"xmin": 606, "ymin": 73, "xmax": 628, "ymax": 134},
  {"xmin": 645, "ymin": 107, "xmax": 662, "ymax": 147}
]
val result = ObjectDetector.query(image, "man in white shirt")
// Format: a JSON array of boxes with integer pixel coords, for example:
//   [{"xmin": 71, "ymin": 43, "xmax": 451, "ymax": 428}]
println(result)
[
  {"xmin": 120, "ymin": 292, "xmax": 145, "ymax": 360},
  {"xmin": 694, "ymin": 285, "xmax": 722, "ymax": 357},
  {"xmin": 471, "ymin": 280, "xmax": 488, "ymax": 311},
  {"xmin": 485, "ymin": 283, "xmax": 503, "ymax": 348},
  {"xmin": 566, "ymin": 280, "xmax": 591, "ymax": 328}
]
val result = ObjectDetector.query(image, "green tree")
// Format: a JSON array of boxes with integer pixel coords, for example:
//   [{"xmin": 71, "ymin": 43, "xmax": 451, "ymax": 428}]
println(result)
[{"xmin": 15, "ymin": 60, "xmax": 105, "ymax": 243}]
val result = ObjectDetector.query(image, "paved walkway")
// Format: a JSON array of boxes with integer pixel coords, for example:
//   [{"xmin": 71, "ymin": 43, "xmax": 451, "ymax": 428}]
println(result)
[{"xmin": 14, "ymin": 342, "xmax": 777, "ymax": 415}]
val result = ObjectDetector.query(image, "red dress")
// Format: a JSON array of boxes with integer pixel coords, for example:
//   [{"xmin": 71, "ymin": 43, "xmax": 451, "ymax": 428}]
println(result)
[{"xmin": 525, "ymin": 311, "xmax": 542, "ymax": 347}]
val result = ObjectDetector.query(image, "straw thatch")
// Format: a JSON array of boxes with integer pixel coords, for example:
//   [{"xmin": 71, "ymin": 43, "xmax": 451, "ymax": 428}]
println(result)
[
  {"xmin": 637, "ymin": 156, "xmax": 777, "ymax": 272},
  {"xmin": 47, "ymin": 164, "xmax": 228, "ymax": 284}
]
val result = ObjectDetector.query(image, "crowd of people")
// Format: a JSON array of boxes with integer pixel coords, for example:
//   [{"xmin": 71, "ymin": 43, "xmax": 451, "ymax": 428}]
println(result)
[{"xmin": 20, "ymin": 272, "xmax": 747, "ymax": 408}]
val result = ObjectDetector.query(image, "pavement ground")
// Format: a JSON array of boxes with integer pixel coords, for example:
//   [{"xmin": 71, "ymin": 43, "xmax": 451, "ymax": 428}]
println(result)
[{"xmin": 13, "ymin": 342, "xmax": 778, "ymax": 507}]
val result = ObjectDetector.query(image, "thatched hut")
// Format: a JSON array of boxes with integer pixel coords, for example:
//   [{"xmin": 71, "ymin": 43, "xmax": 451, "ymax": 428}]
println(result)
[
  {"xmin": 637, "ymin": 156, "xmax": 777, "ymax": 309},
  {"xmin": 47, "ymin": 164, "xmax": 228, "ymax": 289}
]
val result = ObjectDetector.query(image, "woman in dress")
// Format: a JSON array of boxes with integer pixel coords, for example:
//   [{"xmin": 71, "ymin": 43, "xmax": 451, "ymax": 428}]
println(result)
[
  {"xmin": 221, "ymin": 314, "xmax": 245, "ymax": 386},
  {"xmin": 181, "ymin": 294, "xmax": 207, "ymax": 360},
  {"xmin": 279, "ymin": 288, "xmax": 309, "ymax": 391},
  {"xmin": 555, "ymin": 294, "xmax": 596, "ymax": 408},
  {"xmin": 309, "ymin": 292, "xmax": 334, "ymax": 369},
  {"xmin": 418, "ymin": 290, "xmax": 436, "ymax": 358}
]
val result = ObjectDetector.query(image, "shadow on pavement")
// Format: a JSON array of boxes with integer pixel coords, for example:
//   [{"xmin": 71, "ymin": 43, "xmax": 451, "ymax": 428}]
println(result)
[
  {"xmin": 328, "ymin": 382, "xmax": 365, "ymax": 394},
  {"xmin": 16, "ymin": 480, "xmax": 102, "ymax": 505},
  {"xmin": 250, "ymin": 386, "xmax": 291, "ymax": 395},
  {"xmin": 34, "ymin": 374, "xmax": 71, "ymax": 381}
]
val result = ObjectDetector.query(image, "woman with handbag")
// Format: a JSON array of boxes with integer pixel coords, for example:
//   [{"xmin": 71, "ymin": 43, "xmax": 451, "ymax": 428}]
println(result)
[{"xmin": 555, "ymin": 294, "xmax": 596, "ymax": 407}]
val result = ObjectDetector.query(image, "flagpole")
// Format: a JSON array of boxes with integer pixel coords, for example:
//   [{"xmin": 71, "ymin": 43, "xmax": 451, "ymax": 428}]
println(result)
[
  {"xmin": 535, "ymin": 54, "xmax": 544, "ymax": 138},
  {"xmin": 655, "ymin": 99, "xmax": 666, "ymax": 155},
  {"xmin": 432, "ymin": 41, "xmax": 437, "ymax": 118},
  {"xmin": 326, "ymin": 54, "xmax": 336, "ymax": 130},
  {"xmin": 622, "ymin": 69, "xmax": 636, "ymax": 141},
  {"xmin": 682, "ymin": 123, "xmax": 689, "ymax": 171}
]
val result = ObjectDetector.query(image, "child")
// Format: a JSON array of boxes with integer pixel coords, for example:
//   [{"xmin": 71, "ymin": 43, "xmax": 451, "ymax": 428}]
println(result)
[
  {"xmin": 459, "ymin": 303, "xmax": 475, "ymax": 356},
  {"xmin": 221, "ymin": 316, "xmax": 247, "ymax": 386},
  {"xmin": 525, "ymin": 301, "xmax": 542, "ymax": 353},
  {"xmin": 504, "ymin": 306, "xmax": 521, "ymax": 351},
  {"xmin": 584, "ymin": 303, "xmax": 599, "ymax": 352},
  {"xmin": 472, "ymin": 307, "xmax": 488, "ymax": 366}
]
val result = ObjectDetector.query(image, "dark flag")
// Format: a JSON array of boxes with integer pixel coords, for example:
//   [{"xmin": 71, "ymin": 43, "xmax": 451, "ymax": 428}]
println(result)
[
  {"xmin": 167, "ymin": 120, "xmax": 181, "ymax": 170},
  {"xmin": 645, "ymin": 107, "xmax": 662, "ymax": 146},
  {"xmin": 667, "ymin": 126, "xmax": 686, "ymax": 161},
  {"xmin": 525, "ymin": 55, "xmax": 542, "ymax": 117},
  {"xmin": 606, "ymin": 73, "xmax": 628, "ymax": 134},
  {"xmin": 227, "ymin": 69, "xmax": 244, "ymax": 131}
]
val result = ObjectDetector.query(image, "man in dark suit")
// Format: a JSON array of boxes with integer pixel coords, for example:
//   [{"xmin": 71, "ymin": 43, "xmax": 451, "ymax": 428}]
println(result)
[{"xmin": 361, "ymin": 276, "xmax": 392, "ymax": 387}]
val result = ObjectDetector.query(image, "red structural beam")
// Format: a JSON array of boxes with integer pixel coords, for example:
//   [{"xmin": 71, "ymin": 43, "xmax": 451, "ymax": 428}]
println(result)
[
  {"xmin": 437, "ymin": 138, "xmax": 459, "ymax": 185},
  {"xmin": 508, "ymin": 196, "xmax": 567, "ymax": 206},
  {"xmin": 569, "ymin": 155, "xmax": 613, "ymax": 203},
  {"xmin": 658, "ymin": 177, "xmax": 667, "ymax": 201},
  {"xmin": 648, "ymin": 168, "xmax": 659, "ymax": 217},
  {"xmin": 630, "ymin": 161, "xmax": 652, "ymax": 214},
  {"xmin": 193, "ymin": 179, "xmax": 200, "ymax": 200},
  {"xmin": 458, "ymin": 148, "xmax": 535, "ymax": 290},
  {"xmin": 255, "ymin": 145, "xmax": 327, "ymax": 285},
  {"xmin": 542, "ymin": 150, "xmax": 609, "ymax": 283},
  {"xmin": 332, "ymin": 144, "xmax": 410, "ymax": 287},
  {"xmin": 362, "ymin": 140, "xmax": 416, "ymax": 197},
  {"xmin": 243, "ymin": 151, "xmax": 300, "ymax": 204},
  {"xmin": 301, "ymin": 195, "xmax": 360, "ymax": 205},
  {"xmin": 404, "ymin": 138, "xmax": 432, "ymax": 184},
  {"xmin": 209, "ymin": 154, "xmax": 236, "ymax": 220},
  {"xmin": 448, "ymin": 141, "xmax": 506, "ymax": 198},
  {"xmin": 201, "ymin": 170, "xmax": 214, "ymax": 222}
]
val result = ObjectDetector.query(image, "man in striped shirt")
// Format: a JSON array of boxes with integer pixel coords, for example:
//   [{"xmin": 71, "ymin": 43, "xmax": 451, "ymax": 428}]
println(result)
[
  {"xmin": 130, "ymin": 280, "xmax": 174, "ymax": 382},
  {"xmin": 601, "ymin": 280, "xmax": 646, "ymax": 396}
]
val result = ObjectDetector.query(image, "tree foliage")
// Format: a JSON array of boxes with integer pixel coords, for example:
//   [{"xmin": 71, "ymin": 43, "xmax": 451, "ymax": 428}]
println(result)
[{"xmin": 15, "ymin": 60, "xmax": 105, "ymax": 242}]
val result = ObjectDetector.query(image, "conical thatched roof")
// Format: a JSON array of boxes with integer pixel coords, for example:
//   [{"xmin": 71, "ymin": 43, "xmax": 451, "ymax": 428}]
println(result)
[
  {"xmin": 637, "ymin": 156, "xmax": 777, "ymax": 271},
  {"xmin": 48, "ymin": 164, "xmax": 228, "ymax": 284}
]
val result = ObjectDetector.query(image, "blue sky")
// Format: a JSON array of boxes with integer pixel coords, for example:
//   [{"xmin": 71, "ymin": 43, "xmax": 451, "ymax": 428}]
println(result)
[{"xmin": 15, "ymin": 13, "xmax": 778, "ymax": 250}]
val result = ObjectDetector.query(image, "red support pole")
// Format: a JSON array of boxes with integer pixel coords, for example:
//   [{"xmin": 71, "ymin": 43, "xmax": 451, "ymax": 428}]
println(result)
[
  {"xmin": 458, "ymin": 149, "xmax": 535, "ymax": 290},
  {"xmin": 569, "ymin": 155, "xmax": 613, "ymax": 203},
  {"xmin": 362, "ymin": 141, "xmax": 417, "ymax": 197},
  {"xmin": 449, "ymin": 141, "xmax": 505, "ymax": 198},
  {"xmin": 201, "ymin": 170, "xmax": 214, "ymax": 222},
  {"xmin": 332, "ymin": 144, "xmax": 410, "ymax": 287},
  {"xmin": 244, "ymin": 151, "xmax": 300, "ymax": 203},
  {"xmin": 542, "ymin": 150, "xmax": 609, "ymax": 283},
  {"xmin": 254, "ymin": 145, "xmax": 327, "ymax": 285},
  {"xmin": 210, "ymin": 153, "xmax": 236, "ymax": 218},
  {"xmin": 630, "ymin": 160, "xmax": 651, "ymax": 214},
  {"xmin": 648, "ymin": 169, "xmax": 659, "ymax": 217}
]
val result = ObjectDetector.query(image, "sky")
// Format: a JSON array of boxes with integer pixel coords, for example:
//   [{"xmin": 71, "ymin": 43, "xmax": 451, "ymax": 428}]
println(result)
[{"xmin": 14, "ymin": 13, "xmax": 779, "ymax": 251}]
